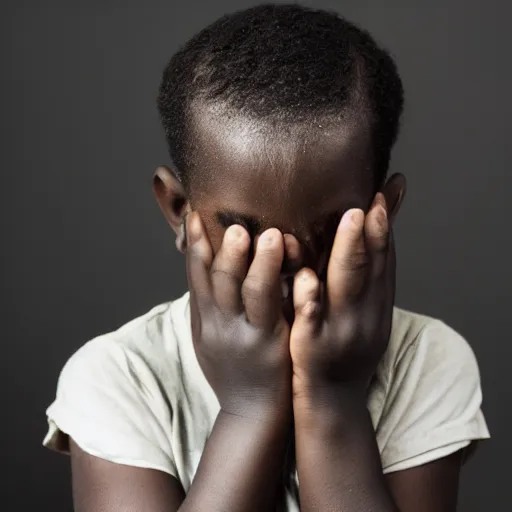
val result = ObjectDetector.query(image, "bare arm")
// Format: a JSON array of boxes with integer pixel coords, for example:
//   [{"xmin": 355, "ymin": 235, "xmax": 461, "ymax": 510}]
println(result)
[
  {"xmin": 70, "ymin": 439, "xmax": 185, "ymax": 512},
  {"xmin": 70, "ymin": 407, "xmax": 290, "ymax": 512},
  {"xmin": 294, "ymin": 391, "xmax": 462, "ymax": 512},
  {"xmin": 294, "ymin": 391, "xmax": 399, "ymax": 512},
  {"xmin": 386, "ymin": 450, "xmax": 463, "ymax": 512},
  {"xmin": 290, "ymin": 190, "xmax": 462, "ymax": 512},
  {"xmin": 71, "ymin": 218, "xmax": 294, "ymax": 512}
]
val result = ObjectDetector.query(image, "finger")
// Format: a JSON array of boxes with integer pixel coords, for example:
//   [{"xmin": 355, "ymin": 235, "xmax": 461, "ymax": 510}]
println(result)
[
  {"xmin": 364, "ymin": 224, "xmax": 396, "ymax": 342},
  {"xmin": 365, "ymin": 193, "xmax": 389, "ymax": 280},
  {"xmin": 185, "ymin": 212, "xmax": 213, "ymax": 308},
  {"xmin": 242, "ymin": 228, "xmax": 284, "ymax": 329},
  {"xmin": 292, "ymin": 268, "xmax": 322, "ymax": 339},
  {"xmin": 366, "ymin": 228, "xmax": 396, "ymax": 347},
  {"xmin": 211, "ymin": 225, "xmax": 251, "ymax": 314},
  {"xmin": 326, "ymin": 208, "xmax": 368, "ymax": 312},
  {"xmin": 283, "ymin": 233, "xmax": 304, "ymax": 274}
]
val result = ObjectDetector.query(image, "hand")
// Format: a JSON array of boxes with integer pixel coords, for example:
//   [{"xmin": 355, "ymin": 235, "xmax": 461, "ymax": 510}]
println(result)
[
  {"xmin": 290, "ymin": 193, "xmax": 395, "ymax": 403},
  {"xmin": 185, "ymin": 212, "xmax": 292, "ymax": 419}
]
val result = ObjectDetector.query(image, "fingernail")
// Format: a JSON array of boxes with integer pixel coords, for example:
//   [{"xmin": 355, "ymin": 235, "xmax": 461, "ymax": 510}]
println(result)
[
  {"xmin": 341, "ymin": 209, "xmax": 364, "ymax": 229},
  {"xmin": 187, "ymin": 213, "xmax": 201, "ymax": 245},
  {"xmin": 259, "ymin": 230, "xmax": 274, "ymax": 246},
  {"xmin": 225, "ymin": 225, "xmax": 242, "ymax": 243},
  {"xmin": 300, "ymin": 271, "xmax": 310, "ymax": 282},
  {"xmin": 302, "ymin": 300, "xmax": 319, "ymax": 317}
]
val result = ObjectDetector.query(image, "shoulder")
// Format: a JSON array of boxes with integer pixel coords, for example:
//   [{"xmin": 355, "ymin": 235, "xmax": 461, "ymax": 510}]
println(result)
[
  {"xmin": 43, "ymin": 293, "xmax": 193, "ymax": 475},
  {"xmin": 382, "ymin": 307, "xmax": 478, "ymax": 385},
  {"xmin": 61, "ymin": 293, "xmax": 191, "ymax": 382},
  {"xmin": 379, "ymin": 307, "xmax": 483, "ymax": 418},
  {"xmin": 372, "ymin": 307, "xmax": 490, "ymax": 473}
]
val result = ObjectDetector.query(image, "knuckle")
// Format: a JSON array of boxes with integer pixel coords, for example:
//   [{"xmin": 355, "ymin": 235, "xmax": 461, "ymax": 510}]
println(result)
[
  {"xmin": 242, "ymin": 275, "xmax": 273, "ymax": 300},
  {"xmin": 341, "ymin": 315, "xmax": 359, "ymax": 339},
  {"xmin": 349, "ymin": 247, "xmax": 370, "ymax": 270},
  {"xmin": 332, "ymin": 248, "xmax": 369, "ymax": 272},
  {"xmin": 371, "ymin": 231, "xmax": 389, "ymax": 252},
  {"xmin": 256, "ymin": 245, "xmax": 279, "ymax": 260},
  {"xmin": 210, "ymin": 266, "xmax": 242, "ymax": 286},
  {"xmin": 187, "ymin": 243, "xmax": 207, "ymax": 263},
  {"xmin": 301, "ymin": 300, "xmax": 320, "ymax": 319}
]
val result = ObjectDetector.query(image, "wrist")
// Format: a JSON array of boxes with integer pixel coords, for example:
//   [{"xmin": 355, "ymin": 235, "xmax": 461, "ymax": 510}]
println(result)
[
  {"xmin": 220, "ymin": 379, "xmax": 293, "ymax": 422},
  {"xmin": 220, "ymin": 396, "xmax": 292, "ymax": 426},
  {"xmin": 293, "ymin": 381, "xmax": 368, "ymax": 433},
  {"xmin": 216, "ymin": 407, "xmax": 292, "ymax": 453}
]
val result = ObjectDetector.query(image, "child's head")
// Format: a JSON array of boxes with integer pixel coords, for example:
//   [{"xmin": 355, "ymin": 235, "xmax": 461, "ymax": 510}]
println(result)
[{"xmin": 154, "ymin": 3, "xmax": 405, "ymax": 277}]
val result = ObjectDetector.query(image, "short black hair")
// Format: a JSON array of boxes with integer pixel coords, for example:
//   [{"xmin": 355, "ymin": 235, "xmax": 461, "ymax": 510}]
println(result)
[{"xmin": 157, "ymin": 3, "xmax": 404, "ymax": 188}]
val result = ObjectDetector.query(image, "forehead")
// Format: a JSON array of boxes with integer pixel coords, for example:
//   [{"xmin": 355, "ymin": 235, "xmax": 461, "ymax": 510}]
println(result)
[{"xmin": 189, "ymin": 108, "xmax": 375, "ymax": 224}]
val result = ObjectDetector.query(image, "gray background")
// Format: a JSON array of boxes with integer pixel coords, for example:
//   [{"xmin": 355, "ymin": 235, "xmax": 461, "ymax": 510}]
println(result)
[{"xmin": 2, "ymin": 0, "xmax": 510, "ymax": 510}]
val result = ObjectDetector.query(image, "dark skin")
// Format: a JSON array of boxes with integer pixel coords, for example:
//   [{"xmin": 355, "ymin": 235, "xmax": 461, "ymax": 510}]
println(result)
[{"xmin": 70, "ymin": 112, "xmax": 464, "ymax": 511}]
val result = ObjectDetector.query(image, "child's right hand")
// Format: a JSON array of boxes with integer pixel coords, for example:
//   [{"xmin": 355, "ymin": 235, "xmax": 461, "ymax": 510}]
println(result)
[{"xmin": 185, "ymin": 212, "xmax": 292, "ymax": 420}]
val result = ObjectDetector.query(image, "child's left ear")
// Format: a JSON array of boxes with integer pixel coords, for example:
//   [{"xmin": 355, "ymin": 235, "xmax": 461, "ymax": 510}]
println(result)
[
  {"xmin": 381, "ymin": 173, "xmax": 406, "ymax": 223},
  {"xmin": 152, "ymin": 165, "xmax": 191, "ymax": 254}
]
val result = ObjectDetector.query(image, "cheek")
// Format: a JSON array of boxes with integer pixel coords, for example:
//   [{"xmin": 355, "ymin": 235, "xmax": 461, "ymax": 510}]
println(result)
[
  {"xmin": 203, "ymin": 225, "xmax": 225, "ymax": 254},
  {"xmin": 190, "ymin": 207, "xmax": 224, "ymax": 252}
]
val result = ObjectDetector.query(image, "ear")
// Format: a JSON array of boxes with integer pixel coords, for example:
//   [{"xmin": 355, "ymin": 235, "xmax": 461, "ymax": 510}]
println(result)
[
  {"xmin": 381, "ymin": 173, "xmax": 406, "ymax": 223},
  {"xmin": 152, "ymin": 166, "xmax": 190, "ymax": 253}
]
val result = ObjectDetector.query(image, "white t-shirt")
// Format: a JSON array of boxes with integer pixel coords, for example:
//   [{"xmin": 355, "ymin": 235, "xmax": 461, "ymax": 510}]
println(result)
[{"xmin": 43, "ymin": 292, "xmax": 490, "ymax": 509}]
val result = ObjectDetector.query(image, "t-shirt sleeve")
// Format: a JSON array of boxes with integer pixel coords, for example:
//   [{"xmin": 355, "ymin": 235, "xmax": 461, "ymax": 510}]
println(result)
[
  {"xmin": 43, "ymin": 337, "xmax": 179, "ymax": 478},
  {"xmin": 378, "ymin": 320, "xmax": 490, "ymax": 474}
]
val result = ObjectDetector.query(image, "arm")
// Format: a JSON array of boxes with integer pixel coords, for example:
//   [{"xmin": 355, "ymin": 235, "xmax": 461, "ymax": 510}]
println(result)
[
  {"xmin": 70, "ymin": 439, "xmax": 185, "ymax": 512},
  {"xmin": 70, "ymin": 406, "xmax": 290, "ymax": 512},
  {"xmin": 294, "ymin": 390, "xmax": 399, "ymax": 512},
  {"xmin": 293, "ymin": 390, "xmax": 462, "ymax": 512},
  {"xmin": 386, "ymin": 450, "xmax": 463, "ymax": 512},
  {"xmin": 69, "ymin": 217, "xmax": 296, "ymax": 512},
  {"xmin": 289, "ymin": 189, "xmax": 462, "ymax": 512}
]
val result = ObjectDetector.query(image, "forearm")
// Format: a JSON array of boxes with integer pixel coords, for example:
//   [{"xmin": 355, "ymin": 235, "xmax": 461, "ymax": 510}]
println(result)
[
  {"xmin": 180, "ymin": 408, "xmax": 291, "ymax": 512},
  {"xmin": 294, "ymin": 389, "xmax": 399, "ymax": 512}
]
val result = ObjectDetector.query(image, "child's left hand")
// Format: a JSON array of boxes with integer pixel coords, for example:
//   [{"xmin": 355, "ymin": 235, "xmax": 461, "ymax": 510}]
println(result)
[{"xmin": 290, "ymin": 193, "xmax": 395, "ymax": 406}]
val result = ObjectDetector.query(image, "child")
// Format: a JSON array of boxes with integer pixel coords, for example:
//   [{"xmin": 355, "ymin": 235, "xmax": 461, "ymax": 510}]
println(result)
[{"xmin": 43, "ymin": 4, "xmax": 490, "ymax": 511}]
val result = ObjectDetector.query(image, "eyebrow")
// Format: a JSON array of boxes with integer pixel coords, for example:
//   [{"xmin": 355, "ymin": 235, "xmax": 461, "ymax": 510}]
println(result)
[
  {"xmin": 216, "ymin": 210, "xmax": 263, "ymax": 236},
  {"xmin": 215, "ymin": 208, "xmax": 346, "ymax": 241}
]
